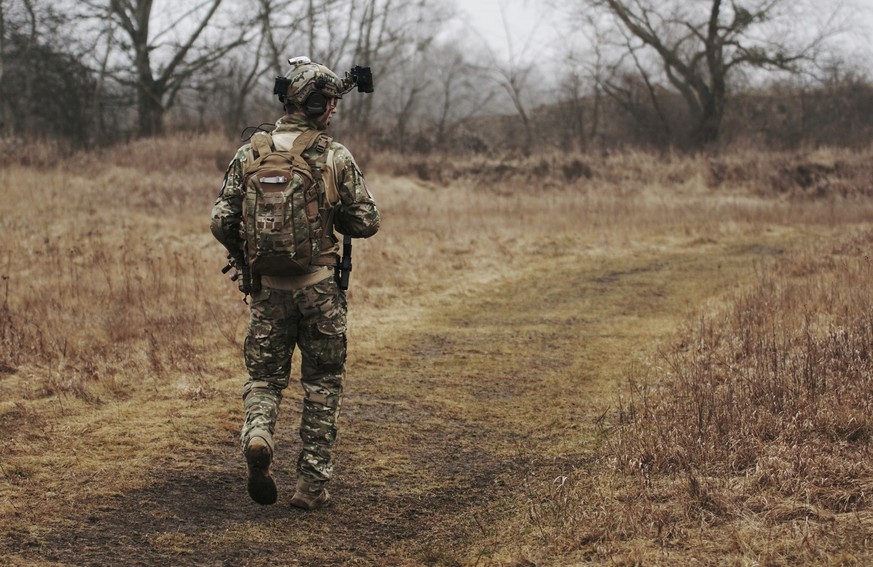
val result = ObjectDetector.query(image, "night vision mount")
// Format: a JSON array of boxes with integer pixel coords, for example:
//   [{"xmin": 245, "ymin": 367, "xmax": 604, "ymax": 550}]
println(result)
[
  {"xmin": 273, "ymin": 56, "xmax": 374, "ymax": 103},
  {"xmin": 347, "ymin": 65, "xmax": 374, "ymax": 94}
]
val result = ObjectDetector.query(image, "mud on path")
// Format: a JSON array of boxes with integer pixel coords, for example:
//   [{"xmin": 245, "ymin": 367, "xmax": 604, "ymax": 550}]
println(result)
[{"xmin": 3, "ymin": 235, "xmax": 795, "ymax": 566}]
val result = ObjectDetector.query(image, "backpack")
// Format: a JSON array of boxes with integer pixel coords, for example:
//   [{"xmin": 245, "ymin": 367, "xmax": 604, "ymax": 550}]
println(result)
[{"xmin": 241, "ymin": 129, "xmax": 338, "ymax": 276}]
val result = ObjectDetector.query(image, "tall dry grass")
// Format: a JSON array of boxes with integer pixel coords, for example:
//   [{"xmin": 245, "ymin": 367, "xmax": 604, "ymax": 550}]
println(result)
[
  {"xmin": 616, "ymin": 233, "xmax": 873, "ymax": 487},
  {"xmin": 356, "ymin": 145, "xmax": 873, "ymax": 338},
  {"xmin": 0, "ymin": 133, "xmax": 242, "ymax": 406},
  {"xmin": 519, "ymin": 229, "xmax": 873, "ymax": 564}
]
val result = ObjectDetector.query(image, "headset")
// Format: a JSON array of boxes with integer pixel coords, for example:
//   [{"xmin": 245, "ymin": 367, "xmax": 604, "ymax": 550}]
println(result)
[{"xmin": 302, "ymin": 78, "xmax": 331, "ymax": 116}]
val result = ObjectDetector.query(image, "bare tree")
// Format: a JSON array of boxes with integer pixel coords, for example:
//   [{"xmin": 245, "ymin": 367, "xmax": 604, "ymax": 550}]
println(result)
[
  {"xmin": 343, "ymin": 0, "xmax": 392, "ymax": 133},
  {"xmin": 599, "ymin": 34, "xmax": 675, "ymax": 146},
  {"xmin": 317, "ymin": 0, "xmax": 443, "ymax": 138},
  {"xmin": 84, "ymin": 0, "xmax": 245, "ymax": 137},
  {"xmin": 0, "ymin": 0, "xmax": 10, "ymax": 136},
  {"xmin": 381, "ymin": 2, "xmax": 455, "ymax": 152},
  {"xmin": 425, "ymin": 45, "xmax": 495, "ymax": 152},
  {"xmin": 580, "ymin": 0, "xmax": 840, "ymax": 147},
  {"xmin": 83, "ymin": 16, "xmax": 119, "ymax": 141},
  {"xmin": 554, "ymin": 13, "xmax": 615, "ymax": 151},
  {"xmin": 304, "ymin": 0, "xmax": 357, "ymax": 69},
  {"xmin": 252, "ymin": 0, "xmax": 345, "ymax": 73},
  {"xmin": 478, "ymin": 0, "xmax": 547, "ymax": 155},
  {"xmin": 0, "ymin": 0, "xmax": 96, "ymax": 141},
  {"xmin": 212, "ymin": 0, "xmax": 293, "ymax": 132},
  {"xmin": 5, "ymin": 0, "xmax": 38, "ymax": 134},
  {"xmin": 490, "ymin": 57, "xmax": 535, "ymax": 154},
  {"xmin": 253, "ymin": 0, "xmax": 299, "ymax": 74}
]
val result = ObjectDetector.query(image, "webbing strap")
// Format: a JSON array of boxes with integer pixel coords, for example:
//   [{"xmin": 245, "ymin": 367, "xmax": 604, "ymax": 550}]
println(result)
[
  {"xmin": 322, "ymin": 147, "xmax": 339, "ymax": 205},
  {"xmin": 294, "ymin": 132, "xmax": 338, "ymax": 264},
  {"xmin": 250, "ymin": 132, "xmax": 273, "ymax": 158},
  {"xmin": 291, "ymin": 129, "xmax": 321, "ymax": 155}
]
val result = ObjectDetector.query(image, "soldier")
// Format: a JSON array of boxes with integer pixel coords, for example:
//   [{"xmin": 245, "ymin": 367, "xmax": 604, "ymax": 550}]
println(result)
[{"xmin": 210, "ymin": 57, "xmax": 380, "ymax": 510}]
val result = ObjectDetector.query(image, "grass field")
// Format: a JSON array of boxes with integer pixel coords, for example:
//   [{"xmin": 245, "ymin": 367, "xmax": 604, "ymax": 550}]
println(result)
[{"xmin": 1, "ymin": 135, "xmax": 872, "ymax": 565}]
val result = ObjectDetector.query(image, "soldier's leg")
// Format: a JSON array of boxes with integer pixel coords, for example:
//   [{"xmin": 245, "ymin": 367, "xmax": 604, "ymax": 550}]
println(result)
[
  {"xmin": 241, "ymin": 288, "xmax": 297, "ymax": 504},
  {"xmin": 241, "ymin": 288, "xmax": 296, "ymax": 449},
  {"xmin": 293, "ymin": 278, "xmax": 347, "ymax": 503}
]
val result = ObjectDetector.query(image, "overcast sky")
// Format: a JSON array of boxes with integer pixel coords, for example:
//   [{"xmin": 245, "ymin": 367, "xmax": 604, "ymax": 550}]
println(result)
[
  {"xmin": 457, "ymin": 0, "xmax": 547, "ymax": 62},
  {"xmin": 457, "ymin": 0, "xmax": 873, "ymax": 68}
]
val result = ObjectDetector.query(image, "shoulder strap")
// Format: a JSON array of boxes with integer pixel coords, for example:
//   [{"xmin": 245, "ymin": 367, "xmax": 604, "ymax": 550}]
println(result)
[
  {"xmin": 300, "ymin": 133, "xmax": 338, "ymax": 206},
  {"xmin": 292, "ymin": 131, "xmax": 337, "ymax": 203},
  {"xmin": 291, "ymin": 129, "xmax": 322, "ymax": 155},
  {"xmin": 250, "ymin": 132, "xmax": 273, "ymax": 158},
  {"xmin": 321, "ymin": 146, "xmax": 339, "ymax": 206},
  {"xmin": 242, "ymin": 132, "xmax": 275, "ymax": 175}
]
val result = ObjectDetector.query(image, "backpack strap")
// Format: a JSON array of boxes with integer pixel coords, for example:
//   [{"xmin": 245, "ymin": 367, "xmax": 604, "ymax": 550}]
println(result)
[
  {"xmin": 320, "ymin": 141, "xmax": 340, "ymax": 206},
  {"xmin": 250, "ymin": 131, "xmax": 274, "ymax": 159},
  {"xmin": 242, "ymin": 132, "xmax": 277, "ymax": 175},
  {"xmin": 293, "ymin": 131, "xmax": 339, "ymax": 268},
  {"xmin": 294, "ymin": 132, "xmax": 338, "ymax": 205},
  {"xmin": 290, "ymin": 129, "xmax": 322, "ymax": 156}
]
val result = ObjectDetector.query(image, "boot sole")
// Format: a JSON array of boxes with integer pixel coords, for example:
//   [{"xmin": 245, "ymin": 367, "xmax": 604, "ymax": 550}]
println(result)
[{"xmin": 246, "ymin": 444, "xmax": 277, "ymax": 506}]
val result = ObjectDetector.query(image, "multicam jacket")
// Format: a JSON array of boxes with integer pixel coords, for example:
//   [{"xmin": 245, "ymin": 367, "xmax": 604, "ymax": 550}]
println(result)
[{"xmin": 211, "ymin": 114, "xmax": 380, "ymax": 288}]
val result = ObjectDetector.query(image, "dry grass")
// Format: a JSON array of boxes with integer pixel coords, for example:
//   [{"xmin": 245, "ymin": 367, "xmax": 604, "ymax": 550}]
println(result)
[
  {"xmin": 0, "ymin": 134, "xmax": 238, "ymax": 403},
  {"xmin": 510, "ymin": 232, "xmax": 873, "ymax": 564},
  {"xmin": 616, "ymin": 234, "xmax": 873, "ymax": 481},
  {"xmin": 1, "ymin": 135, "xmax": 872, "ymax": 565}
]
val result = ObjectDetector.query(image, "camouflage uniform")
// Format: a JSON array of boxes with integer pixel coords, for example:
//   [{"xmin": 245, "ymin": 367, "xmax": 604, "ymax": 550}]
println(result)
[{"xmin": 211, "ymin": 113, "xmax": 380, "ymax": 489}]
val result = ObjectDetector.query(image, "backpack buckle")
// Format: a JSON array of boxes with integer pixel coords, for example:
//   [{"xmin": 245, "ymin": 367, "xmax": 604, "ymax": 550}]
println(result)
[{"xmin": 314, "ymin": 135, "xmax": 330, "ymax": 153}]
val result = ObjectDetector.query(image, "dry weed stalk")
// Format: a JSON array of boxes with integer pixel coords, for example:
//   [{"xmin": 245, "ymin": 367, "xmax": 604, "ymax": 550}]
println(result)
[
  {"xmin": 616, "ymin": 232, "xmax": 873, "ymax": 483},
  {"xmin": 579, "ymin": 229, "xmax": 873, "ymax": 561}
]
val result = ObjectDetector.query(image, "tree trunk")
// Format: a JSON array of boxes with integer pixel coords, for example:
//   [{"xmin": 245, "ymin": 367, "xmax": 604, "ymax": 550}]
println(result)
[
  {"xmin": 698, "ymin": 0, "xmax": 725, "ymax": 146},
  {"xmin": 135, "ymin": 44, "xmax": 164, "ymax": 136},
  {"xmin": 694, "ymin": 95, "xmax": 722, "ymax": 146},
  {"xmin": 137, "ymin": 78, "xmax": 164, "ymax": 136},
  {"xmin": 91, "ymin": 26, "xmax": 114, "ymax": 142}
]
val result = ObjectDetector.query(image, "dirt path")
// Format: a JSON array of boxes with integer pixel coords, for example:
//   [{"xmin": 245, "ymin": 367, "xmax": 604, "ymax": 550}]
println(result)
[{"xmin": 5, "ymin": 234, "xmax": 797, "ymax": 566}]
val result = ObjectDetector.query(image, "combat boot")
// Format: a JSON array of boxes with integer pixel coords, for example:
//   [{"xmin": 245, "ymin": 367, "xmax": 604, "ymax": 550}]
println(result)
[
  {"xmin": 245, "ymin": 435, "xmax": 277, "ymax": 505},
  {"xmin": 289, "ymin": 478, "xmax": 330, "ymax": 511}
]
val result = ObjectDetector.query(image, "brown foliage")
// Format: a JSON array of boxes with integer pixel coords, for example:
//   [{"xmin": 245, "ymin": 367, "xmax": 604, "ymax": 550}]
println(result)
[
  {"xmin": 708, "ymin": 149, "xmax": 873, "ymax": 199},
  {"xmin": 577, "ymin": 230, "xmax": 873, "ymax": 560}
]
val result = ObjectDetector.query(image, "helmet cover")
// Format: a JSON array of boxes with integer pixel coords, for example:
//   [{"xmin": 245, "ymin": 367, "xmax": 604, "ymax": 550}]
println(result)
[{"xmin": 280, "ymin": 57, "xmax": 346, "ymax": 107}]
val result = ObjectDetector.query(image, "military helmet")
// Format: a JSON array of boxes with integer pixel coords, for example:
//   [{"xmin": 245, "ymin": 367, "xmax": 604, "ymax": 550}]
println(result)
[{"xmin": 275, "ymin": 56, "xmax": 346, "ymax": 116}]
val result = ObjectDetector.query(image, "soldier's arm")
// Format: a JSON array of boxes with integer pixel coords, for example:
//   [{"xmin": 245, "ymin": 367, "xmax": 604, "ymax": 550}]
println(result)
[
  {"xmin": 331, "ymin": 144, "xmax": 381, "ymax": 238},
  {"xmin": 210, "ymin": 147, "xmax": 247, "ymax": 253}
]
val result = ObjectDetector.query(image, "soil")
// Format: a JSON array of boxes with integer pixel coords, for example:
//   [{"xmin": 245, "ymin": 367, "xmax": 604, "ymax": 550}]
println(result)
[
  {"xmin": 5, "ymin": 407, "xmax": 504, "ymax": 565},
  {"xmin": 3, "ymin": 332, "xmax": 557, "ymax": 567}
]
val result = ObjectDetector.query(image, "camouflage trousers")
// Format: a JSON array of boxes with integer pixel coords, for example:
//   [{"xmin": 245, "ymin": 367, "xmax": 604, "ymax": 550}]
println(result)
[{"xmin": 240, "ymin": 276, "xmax": 347, "ymax": 487}]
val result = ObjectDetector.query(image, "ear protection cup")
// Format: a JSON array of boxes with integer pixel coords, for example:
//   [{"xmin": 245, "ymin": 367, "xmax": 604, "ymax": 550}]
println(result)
[{"xmin": 303, "ymin": 92, "xmax": 329, "ymax": 116}]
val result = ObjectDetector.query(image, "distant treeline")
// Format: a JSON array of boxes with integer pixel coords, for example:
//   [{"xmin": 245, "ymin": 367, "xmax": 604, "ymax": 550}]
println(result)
[
  {"xmin": 6, "ymin": 56, "xmax": 869, "ymax": 155},
  {"xmin": 518, "ymin": 78, "xmax": 873, "ymax": 153},
  {"xmin": 2, "ymin": 0, "xmax": 870, "ymax": 154},
  {"xmin": 355, "ymin": 76, "xmax": 873, "ymax": 154}
]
